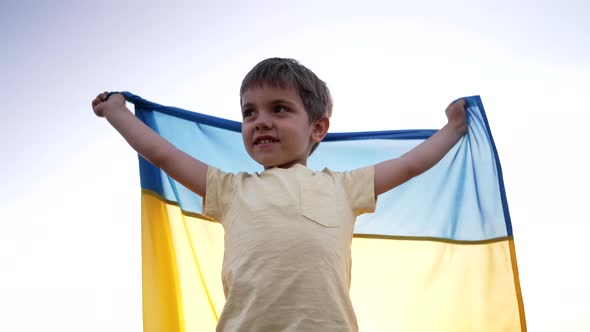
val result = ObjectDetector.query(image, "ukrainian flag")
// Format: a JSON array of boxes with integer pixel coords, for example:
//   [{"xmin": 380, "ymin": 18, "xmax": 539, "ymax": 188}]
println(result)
[{"xmin": 121, "ymin": 92, "xmax": 526, "ymax": 331}]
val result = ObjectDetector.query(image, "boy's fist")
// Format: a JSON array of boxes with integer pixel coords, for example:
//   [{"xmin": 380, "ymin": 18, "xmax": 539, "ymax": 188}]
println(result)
[
  {"xmin": 92, "ymin": 92, "xmax": 126, "ymax": 117},
  {"xmin": 445, "ymin": 99, "xmax": 468, "ymax": 135}
]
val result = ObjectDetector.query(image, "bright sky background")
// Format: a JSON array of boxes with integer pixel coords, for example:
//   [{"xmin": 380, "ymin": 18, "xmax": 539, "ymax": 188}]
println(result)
[{"xmin": 1, "ymin": 0, "xmax": 589, "ymax": 331}]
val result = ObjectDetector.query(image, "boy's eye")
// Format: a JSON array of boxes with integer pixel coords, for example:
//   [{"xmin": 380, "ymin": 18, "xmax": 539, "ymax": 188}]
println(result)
[
  {"xmin": 273, "ymin": 106, "xmax": 287, "ymax": 113},
  {"xmin": 243, "ymin": 110, "xmax": 254, "ymax": 118}
]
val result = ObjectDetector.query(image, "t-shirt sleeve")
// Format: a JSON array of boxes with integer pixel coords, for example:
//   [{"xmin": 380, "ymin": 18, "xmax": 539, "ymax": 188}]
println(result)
[
  {"xmin": 203, "ymin": 166, "xmax": 236, "ymax": 222},
  {"xmin": 336, "ymin": 166, "xmax": 376, "ymax": 216}
]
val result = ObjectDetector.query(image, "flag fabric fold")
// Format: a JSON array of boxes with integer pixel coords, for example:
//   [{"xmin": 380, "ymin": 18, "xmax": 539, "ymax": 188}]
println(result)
[{"xmin": 121, "ymin": 91, "xmax": 526, "ymax": 332}]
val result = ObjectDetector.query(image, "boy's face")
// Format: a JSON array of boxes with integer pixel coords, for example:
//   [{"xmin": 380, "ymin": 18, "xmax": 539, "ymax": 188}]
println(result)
[{"xmin": 241, "ymin": 85, "xmax": 328, "ymax": 169}]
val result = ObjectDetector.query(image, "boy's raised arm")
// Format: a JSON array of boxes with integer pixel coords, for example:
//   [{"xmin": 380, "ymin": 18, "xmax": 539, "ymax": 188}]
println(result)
[
  {"xmin": 92, "ymin": 92, "xmax": 208, "ymax": 197},
  {"xmin": 374, "ymin": 99, "xmax": 467, "ymax": 197}
]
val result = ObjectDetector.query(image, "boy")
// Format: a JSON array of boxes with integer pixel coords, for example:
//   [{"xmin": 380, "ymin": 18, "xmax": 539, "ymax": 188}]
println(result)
[{"xmin": 92, "ymin": 58, "xmax": 467, "ymax": 331}]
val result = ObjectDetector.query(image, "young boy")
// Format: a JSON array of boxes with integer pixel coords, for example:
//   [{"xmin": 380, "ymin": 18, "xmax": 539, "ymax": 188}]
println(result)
[{"xmin": 92, "ymin": 58, "xmax": 467, "ymax": 331}]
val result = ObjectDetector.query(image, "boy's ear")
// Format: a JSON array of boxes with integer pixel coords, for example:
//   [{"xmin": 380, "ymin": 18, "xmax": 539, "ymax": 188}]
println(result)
[{"xmin": 311, "ymin": 117, "xmax": 330, "ymax": 142}]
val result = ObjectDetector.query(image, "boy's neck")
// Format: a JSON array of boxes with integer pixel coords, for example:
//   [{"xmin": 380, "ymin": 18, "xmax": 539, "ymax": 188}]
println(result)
[{"xmin": 264, "ymin": 161, "xmax": 307, "ymax": 170}]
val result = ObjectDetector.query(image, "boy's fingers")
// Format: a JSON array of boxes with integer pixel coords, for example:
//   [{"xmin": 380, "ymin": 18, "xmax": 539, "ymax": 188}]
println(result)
[
  {"xmin": 92, "ymin": 91, "xmax": 110, "ymax": 106},
  {"xmin": 448, "ymin": 99, "xmax": 466, "ymax": 110},
  {"xmin": 92, "ymin": 95, "xmax": 104, "ymax": 109},
  {"xmin": 93, "ymin": 103, "xmax": 105, "ymax": 117},
  {"xmin": 95, "ymin": 92, "xmax": 108, "ymax": 101}
]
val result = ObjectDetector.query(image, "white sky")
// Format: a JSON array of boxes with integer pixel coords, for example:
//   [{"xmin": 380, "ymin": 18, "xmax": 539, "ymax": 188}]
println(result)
[{"xmin": 1, "ymin": 0, "xmax": 589, "ymax": 331}]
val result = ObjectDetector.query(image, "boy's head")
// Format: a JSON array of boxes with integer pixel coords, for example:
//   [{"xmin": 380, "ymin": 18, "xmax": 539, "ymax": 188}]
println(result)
[
  {"xmin": 240, "ymin": 58, "xmax": 332, "ymax": 168},
  {"xmin": 240, "ymin": 58, "xmax": 333, "ymax": 124}
]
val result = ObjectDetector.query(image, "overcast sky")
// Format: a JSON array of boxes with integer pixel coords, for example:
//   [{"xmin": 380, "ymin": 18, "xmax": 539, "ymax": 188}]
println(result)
[{"xmin": 1, "ymin": 0, "xmax": 589, "ymax": 331}]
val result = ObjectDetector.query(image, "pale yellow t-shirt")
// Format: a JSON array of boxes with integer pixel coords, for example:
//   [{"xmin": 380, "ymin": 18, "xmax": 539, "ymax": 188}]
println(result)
[{"xmin": 204, "ymin": 164, "xmax": 375, "ymax": 332}]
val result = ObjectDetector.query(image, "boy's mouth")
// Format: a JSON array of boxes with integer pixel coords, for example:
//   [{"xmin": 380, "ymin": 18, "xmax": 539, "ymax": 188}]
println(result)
[{"xmin": 254, "ymin": 136, "xmax": 280, "ymax": 145}]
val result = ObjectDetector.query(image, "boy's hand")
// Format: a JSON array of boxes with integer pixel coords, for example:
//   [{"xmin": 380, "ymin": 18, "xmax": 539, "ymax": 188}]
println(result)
[
  {"xmin": 445, "ymin": 99, "xmax": 468, "ymax": 135},
  {"xmin": 92, "ymin": 92, "xmax": 126, "ymax": 118}
]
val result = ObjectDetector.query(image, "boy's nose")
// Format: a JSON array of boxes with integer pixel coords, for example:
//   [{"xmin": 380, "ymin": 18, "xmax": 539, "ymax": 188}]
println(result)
[{"xmin": 254, "ymin": 116, "xmax": 272, "ymax": 130}]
